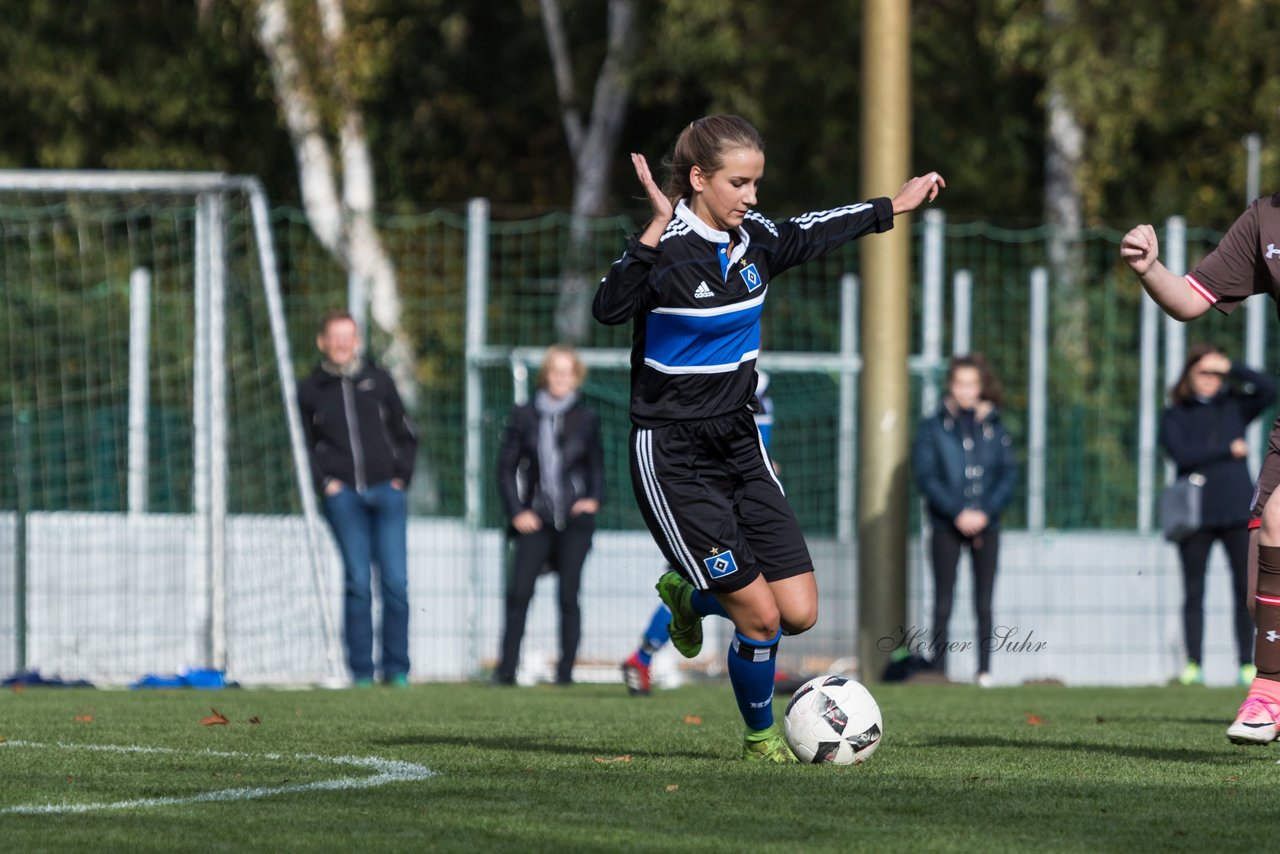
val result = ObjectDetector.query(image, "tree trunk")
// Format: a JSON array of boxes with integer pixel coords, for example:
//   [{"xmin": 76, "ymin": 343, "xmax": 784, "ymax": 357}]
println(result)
[
  {"xmin": 540, "ymin": 0, "xmax": 637, "ymax": 343},
  {"xmin": 254, "ymin": 0, "xmax": 438, "ymax": 509}
]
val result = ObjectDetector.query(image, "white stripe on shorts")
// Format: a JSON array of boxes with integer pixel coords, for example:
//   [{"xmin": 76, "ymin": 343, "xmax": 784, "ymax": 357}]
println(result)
[{"xmin": 635, "ymin": 428, "xmax": 708, "ymax": 588}]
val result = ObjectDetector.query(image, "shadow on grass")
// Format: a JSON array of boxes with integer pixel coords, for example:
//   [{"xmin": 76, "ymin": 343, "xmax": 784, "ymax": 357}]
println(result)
[
  {"xmin": 916, "ymin": 734, "xmax": 1265, "ymax": 763},
  {"xmin": 373, "ymin": 733, "xmax": 717, "ymax": 761}
]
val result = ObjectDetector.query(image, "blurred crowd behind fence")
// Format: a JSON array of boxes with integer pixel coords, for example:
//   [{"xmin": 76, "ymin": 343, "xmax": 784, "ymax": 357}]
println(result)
[{"xmin": 0, "ymin": 174, "xmax": 1273, "ymax": 687}]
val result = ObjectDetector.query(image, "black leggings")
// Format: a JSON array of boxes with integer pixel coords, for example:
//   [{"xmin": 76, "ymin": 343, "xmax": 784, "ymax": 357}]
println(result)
[
  {"xmin": 1176, "ymin": 526, "xmax": 1253, "ymax": 666},
  {"xmin": 929, "ymin": 523, "xmax": 1000, "ymax": 674},
  {"xmin": 498, "ymin": 513, "xmax": 594, "ymax": 682}
]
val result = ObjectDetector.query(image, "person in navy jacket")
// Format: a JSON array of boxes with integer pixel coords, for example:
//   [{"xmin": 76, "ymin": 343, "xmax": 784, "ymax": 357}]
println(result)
[
  {"xmin": 912, "ymin": 353, "xmax": 1017, "ymax": 686},
  {"xmin": 1161, "ymin": 343, "xmax": 1275, "ymax": 687}
]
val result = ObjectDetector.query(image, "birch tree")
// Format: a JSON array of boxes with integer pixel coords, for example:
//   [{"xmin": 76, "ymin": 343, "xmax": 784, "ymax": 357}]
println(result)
[
  {"xmin": 538, "ymin": 0, "xmax": 638, "ymax": 342},
  {"xmin": 253, "ymin": 0, "xmax": 417, "ymax": 405}
]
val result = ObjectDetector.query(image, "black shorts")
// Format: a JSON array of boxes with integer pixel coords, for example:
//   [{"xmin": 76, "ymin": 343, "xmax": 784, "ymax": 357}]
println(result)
[{"xmin": 629, "ymin": 410, "xmax": 814, "ymax": 593}]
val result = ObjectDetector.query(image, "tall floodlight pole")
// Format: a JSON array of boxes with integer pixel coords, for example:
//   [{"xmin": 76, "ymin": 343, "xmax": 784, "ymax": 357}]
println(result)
[{"xmin": 858, "ymin": 0, "xmax": 911, "ymax": 684}]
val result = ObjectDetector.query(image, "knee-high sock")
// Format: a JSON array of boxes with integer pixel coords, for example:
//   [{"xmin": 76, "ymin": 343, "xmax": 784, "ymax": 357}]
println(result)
[
  {"xmin": 728, "ymin": 629, "xmax": 781, "ymax": 731},
  {"xmin": 636, "ymin": 604, "xmax": 671, "ymax": 666},
  {"xmin": 1253, "ymin": 545, "xmax": 1280, "ymax": 683},
  {"xmin": 690, "ymin": 589, "xmax": 728, "ymax": 619}
]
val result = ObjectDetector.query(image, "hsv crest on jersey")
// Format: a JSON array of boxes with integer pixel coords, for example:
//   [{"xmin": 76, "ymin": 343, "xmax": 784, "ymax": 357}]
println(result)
[{"xmin": 739, "ymin": 263, "xmax": 763, "ymax": 291}]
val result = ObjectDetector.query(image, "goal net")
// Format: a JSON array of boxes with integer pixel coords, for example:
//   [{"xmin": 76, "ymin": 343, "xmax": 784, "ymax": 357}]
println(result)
[{"xmin": 0, "ymin": 172, "xmax": 342, "ymax": 685}]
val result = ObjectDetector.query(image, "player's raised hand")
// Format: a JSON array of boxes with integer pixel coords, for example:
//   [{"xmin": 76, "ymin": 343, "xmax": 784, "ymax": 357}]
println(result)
[
  {"xmin": 1120, "ymin": 224, "xmax": 1160, "ymax": 275},
  {"xmin": 632, "ymin": 153, "xmax": 673, "ymax": 224},
  {"xmin": 891, "ymin": 172, "xmax": 945, "ymax": 215}
]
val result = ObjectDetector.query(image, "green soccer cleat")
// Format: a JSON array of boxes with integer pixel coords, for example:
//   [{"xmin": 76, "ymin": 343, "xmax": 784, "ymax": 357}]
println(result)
[
  {"xmin": 656, "ymin": 570, "xmax": 702, "ymax": 658},
  {"xmin": 742, "ymin": 724, "xmax": 798, "ymax": 764},
  {"xmin": 1240, "ymin": 663, "xmax": 1258, "ymax": 687},
  {"xmin": 1177, "ymin": 661, "xmax": 1204, "ymax": 686}
]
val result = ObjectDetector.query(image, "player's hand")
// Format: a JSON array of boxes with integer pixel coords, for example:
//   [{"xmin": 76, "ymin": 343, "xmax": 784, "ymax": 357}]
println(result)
[
  {"xmin": 1232, "ymin": 438, "xmax": 1248, "ymax": 458},
  {"xmin": 891, "ymin": 172, "xmax": 945, "ymax": 215},
  {"xmin": 512, "ymin": 510, "xmax": 542, "ymax": 534},
  {"xmin": 571, "ymin": 498, "xmax": 599, "ymax": 516},
  {"xmin": 324, "ymin": 480, "xmax": 345, "ymax": 497},
  {"xmin": 1120, "ymin": 224, "xmax": 1160, "ymax": 275},
  {"xmin": 632, "ymin": 153, "xmax": 673, "ymax": 226}
]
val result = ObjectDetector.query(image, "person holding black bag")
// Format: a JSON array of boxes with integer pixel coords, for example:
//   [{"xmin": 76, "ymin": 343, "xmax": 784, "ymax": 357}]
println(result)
[{"xmin": 1161, "ymin": 343, "xmax": 1275, "ymax": 686}]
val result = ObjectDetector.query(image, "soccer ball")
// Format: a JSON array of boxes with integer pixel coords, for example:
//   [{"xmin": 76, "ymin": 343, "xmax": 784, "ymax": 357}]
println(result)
[{"xmin": 783, "ymin": 675, "xmax": 883, "ymax": 765}]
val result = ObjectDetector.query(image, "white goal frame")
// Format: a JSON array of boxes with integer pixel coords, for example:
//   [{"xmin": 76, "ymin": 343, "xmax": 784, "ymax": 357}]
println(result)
[{"xmin": 0, "ymin": 170, "xmax": 342, "ymax": 681}]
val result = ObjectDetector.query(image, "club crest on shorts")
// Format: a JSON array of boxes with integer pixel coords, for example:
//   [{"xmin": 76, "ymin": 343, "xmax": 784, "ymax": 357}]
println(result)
[
  {"xmin": 704, "ymin": 549, "xmax": 739, "ymax": 579},
  {"xmin": 739, "ymin": 263, "xmax": 763, "ymax": 292}
]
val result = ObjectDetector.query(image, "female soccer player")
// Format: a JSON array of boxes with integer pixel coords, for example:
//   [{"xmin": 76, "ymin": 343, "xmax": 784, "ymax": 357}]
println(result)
[
  {"xmin": 593, "ymin": 115, "xmax": 943, "ymax": 761},
  {"xmin": 1123, "ymin": 210, "xmax": 1280, "ymax": 743}
]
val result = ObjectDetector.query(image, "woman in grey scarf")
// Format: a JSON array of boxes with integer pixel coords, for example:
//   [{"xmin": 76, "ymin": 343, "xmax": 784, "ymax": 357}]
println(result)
[{"xmin": 494, "ymin": 345, "xmax": 605, "ymax": 685}]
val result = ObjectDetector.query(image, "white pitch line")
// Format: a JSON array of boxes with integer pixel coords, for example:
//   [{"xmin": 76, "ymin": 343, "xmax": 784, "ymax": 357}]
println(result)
[{"xmin": 0, "ymin": 740, "xmax": 434, "ymax": 815}]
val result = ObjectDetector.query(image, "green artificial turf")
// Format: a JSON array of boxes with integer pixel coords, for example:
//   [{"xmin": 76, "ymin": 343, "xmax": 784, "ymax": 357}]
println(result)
[{"xmin": 1, "ymin": 682, "xmax": 1275, "ymax": 852}]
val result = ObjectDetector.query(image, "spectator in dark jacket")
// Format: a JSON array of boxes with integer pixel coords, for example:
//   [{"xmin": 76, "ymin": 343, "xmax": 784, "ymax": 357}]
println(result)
[
  {"xmin": 494, "ymin": 345, "xmax": 604, "ymax": 685},
  {"xmin": 297, "ymin": 311, "xmax": 417, "ymax": 686},
  {"xmin": 912, "ymin": 353, "xmax": 1018, "ymax": 686},
  {"xmin": 1162, "ymin": 343, "xmax": 1275, "ymax": 687}
]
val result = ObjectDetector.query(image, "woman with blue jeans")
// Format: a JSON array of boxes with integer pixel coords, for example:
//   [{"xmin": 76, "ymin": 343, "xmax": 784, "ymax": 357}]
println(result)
[{"xmin": 298, "ymin": 311, "xmax": 418, "ymax": 686}]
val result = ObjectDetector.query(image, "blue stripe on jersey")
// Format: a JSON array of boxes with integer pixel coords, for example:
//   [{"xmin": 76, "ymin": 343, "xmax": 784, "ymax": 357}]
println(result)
[
  {"xmin": 644, "ymin": 300, "xmax": 763, "ymax": 373},
  {"xmin": 718, "ymin": 241, "xmax": 730, "ymax": 279}
]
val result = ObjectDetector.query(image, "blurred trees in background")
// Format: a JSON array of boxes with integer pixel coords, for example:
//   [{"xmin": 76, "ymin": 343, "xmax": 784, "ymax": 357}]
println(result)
[{"xmin": 1, "ymin": 0, "xmax": 1279, "ymax": 226}]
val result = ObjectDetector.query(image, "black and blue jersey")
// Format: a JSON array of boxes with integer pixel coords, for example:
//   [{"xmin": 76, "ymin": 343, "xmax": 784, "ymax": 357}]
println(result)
[{"xmin": 593, "ymin": 197, "xmax": 893, "ymax": 427}]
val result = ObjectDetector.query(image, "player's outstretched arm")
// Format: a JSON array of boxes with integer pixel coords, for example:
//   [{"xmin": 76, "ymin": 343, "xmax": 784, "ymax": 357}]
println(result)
[
  {"xmin": 891, "ymin": 172, "xmax": 945, "ymax": 215},
  {"xmin": 1120, "ymin": 223, "xmax": 1210, "ymax": 321}
]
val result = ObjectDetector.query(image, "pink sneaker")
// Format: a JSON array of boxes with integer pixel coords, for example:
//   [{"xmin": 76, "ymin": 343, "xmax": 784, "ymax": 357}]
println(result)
[
  {"xmin": 622, "ymin": 652, "xmax": 651, "ymax": 696},
  {"xmin": 1226, "ymin": 696, "xmax": 1280, "ymax": 745}
]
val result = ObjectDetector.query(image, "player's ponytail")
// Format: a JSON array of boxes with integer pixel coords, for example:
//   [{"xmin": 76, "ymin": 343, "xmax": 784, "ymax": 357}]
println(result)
[{"xmin": 662, "ymin": 115, "xmax": 765, "ymax": 202}]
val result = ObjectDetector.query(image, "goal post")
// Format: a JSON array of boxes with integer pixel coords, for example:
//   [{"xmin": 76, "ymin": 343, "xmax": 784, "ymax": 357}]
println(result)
[{"xmin": 0, "ymin": 170, "xmax": 342, "ymax": 683}]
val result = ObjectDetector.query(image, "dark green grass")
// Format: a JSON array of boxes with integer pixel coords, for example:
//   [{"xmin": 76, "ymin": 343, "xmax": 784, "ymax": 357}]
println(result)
[{"xmin": 1, "ymin": 682, "xmax": 1275, "ymax": 852}]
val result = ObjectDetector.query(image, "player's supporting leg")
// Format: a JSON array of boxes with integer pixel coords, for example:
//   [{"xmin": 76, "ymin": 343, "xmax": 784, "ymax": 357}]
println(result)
[
  {"xmin": 1222, "ymin": 527, "xmax": 1256, "ymax": 685},
  {"xmin": 1228, "ymin": 487, "xmax": 1280, "ymax": 744},
  {"xmin": 622, "ymin": 602, "xmax": 671, "ymax": 696},
  {"xmin": 718, "ymin": 575, "xmax": 802, "ymax": 763}
]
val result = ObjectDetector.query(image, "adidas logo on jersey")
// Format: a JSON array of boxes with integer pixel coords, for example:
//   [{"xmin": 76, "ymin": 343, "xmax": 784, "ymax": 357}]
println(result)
[{"xmin": 694, "ymin": 281, "xmax": 714, "ymax": 299}]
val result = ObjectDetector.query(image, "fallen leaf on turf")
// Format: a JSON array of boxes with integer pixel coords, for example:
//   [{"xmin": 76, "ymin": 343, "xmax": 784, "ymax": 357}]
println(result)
[
  {"xmin": 682, "ymin": 715, "xmax": 703, "ymax": 725},
  {"xmin": 665, "ymin": 784, "xmax": 679, "ymax": 792},
  {"xmin": 1025, "ymin": 713, "xmax": 1044, "ymax": 726},
  {"xmin": 245, "ymin": 717, "xmax": 261, "ymax": 725},
  {"xmin": 1096, "ymin": 716, "xmax": 1106, "ymax": 724},
  {"xmin": 200, "ymin": 708, "xmax": 230, "ymax": 726},
  {"xmin": 74, "ymin": 715, "xmax": 93, "ymax": 723},
  {"xmin": 591, "ymin": 755, "xmax": 631, "ymax": 764},
  {"xmin": 11, "ymin": 684, "xmax": 23, "ymax": 693}
]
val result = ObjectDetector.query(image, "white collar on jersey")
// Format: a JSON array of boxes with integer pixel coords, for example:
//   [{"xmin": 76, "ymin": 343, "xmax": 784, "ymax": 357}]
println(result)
[{"xmin": 673, "ymin": 199, "xmax": 752, "ymax": 269}]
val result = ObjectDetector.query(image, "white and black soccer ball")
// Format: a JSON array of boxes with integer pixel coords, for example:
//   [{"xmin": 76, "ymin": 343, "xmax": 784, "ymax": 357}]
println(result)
[{"xmin": 783, "ymin": 675, "xmax": 883, "ymax": 765}]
